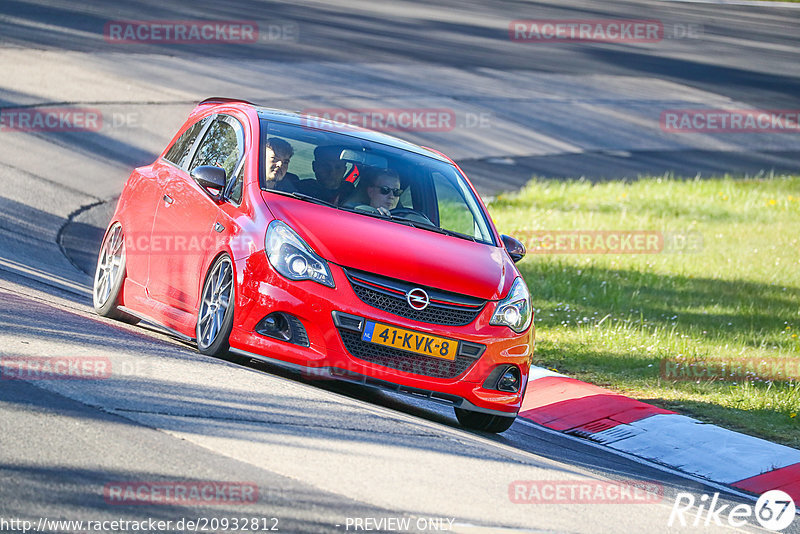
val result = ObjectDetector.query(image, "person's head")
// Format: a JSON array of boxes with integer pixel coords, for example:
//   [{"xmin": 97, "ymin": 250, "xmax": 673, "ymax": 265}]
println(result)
[
  {"xmin": 361, "ymin": 167, "xmax": 402, "ymax": 211},
  {"xmin": 312, "ymin": 145, "xmax": 347, "ymax": 189},
  {"xmin": 264, "ymin": 137, "xmax": 294, "ymax": 182}
]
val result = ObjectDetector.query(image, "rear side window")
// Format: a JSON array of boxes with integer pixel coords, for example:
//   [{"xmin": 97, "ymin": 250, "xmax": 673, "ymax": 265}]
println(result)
[
  {"xmin": 190, "ymin": 115, "xmax": 244, "ymax": 180},
  {"xmin": 163, "ymin": 116, "xmax": 210, "ymax": 168}
]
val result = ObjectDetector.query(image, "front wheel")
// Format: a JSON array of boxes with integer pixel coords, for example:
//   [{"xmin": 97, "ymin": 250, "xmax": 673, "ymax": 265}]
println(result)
[
  {"xmin": 196, "ymin": 254, "xmax": 236, "ymax": 356},
  {"xmin": 454, "ymin": 407, "xmax": 516, "ymax": 433}
]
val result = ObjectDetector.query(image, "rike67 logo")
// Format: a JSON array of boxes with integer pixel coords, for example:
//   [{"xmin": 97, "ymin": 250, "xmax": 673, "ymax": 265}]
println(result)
[{"xmin": 669, "ymin": 490, "xmax": 796, "ymax": 531}]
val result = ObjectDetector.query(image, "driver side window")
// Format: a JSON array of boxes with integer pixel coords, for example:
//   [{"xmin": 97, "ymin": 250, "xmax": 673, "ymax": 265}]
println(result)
[{"xmin": 190, "ymin": 115, "xmax": 244, "ymax": 181}]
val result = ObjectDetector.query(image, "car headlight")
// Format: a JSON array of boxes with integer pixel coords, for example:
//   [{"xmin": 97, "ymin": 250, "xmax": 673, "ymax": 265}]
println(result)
[
  {"xmin": 265, "ymin": 220, "xmax": 335, "ymax": 288},
  {"xmin": 490, "ymin": 277, "xmax": 532, "ymax": 333}
]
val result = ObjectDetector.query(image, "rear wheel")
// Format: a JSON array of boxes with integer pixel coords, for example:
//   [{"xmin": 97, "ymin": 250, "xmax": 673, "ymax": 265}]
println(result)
[
  {"xmin": 454, "ymin": 407, "xmax": 516, "ymax": 433},
  {"xmin": 93, "ymin": 222, "xmax": 138, "ymax": 323},
  {"xmin": 196, "ymin": 254, "xmax": 235, "ymax": 357}
]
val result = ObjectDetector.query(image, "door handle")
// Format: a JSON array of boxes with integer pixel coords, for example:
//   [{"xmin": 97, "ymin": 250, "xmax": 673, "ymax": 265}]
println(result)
[
  {"xmin": 214, "ymin": 222, "xmax": 225, "ymax": 233},
  {"xmin": 163, "ymin": 195, "xmax": 174, "ymax": 206}
]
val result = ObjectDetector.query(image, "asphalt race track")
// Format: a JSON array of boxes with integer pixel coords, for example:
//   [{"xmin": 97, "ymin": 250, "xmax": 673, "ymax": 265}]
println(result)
[{"xmin": 1, "ymin": 1, "xmax": 799, "ymax": 533}]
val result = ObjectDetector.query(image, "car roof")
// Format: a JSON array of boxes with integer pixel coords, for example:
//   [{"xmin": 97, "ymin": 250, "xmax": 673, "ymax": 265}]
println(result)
[{"xmin": 197, "ymin": 98, "xmax": 450, "ymax": 163}]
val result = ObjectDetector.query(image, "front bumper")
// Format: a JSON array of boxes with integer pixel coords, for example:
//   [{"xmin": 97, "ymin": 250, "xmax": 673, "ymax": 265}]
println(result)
[{"xmin": 229, "ymin": 253, "xmax": 534, "ymax": 416}]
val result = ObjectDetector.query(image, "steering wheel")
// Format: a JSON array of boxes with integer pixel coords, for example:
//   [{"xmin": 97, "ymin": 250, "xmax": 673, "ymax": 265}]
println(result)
[{"xmin": 390, "ymin": 207, "xmax": 434, "ymax": 225}]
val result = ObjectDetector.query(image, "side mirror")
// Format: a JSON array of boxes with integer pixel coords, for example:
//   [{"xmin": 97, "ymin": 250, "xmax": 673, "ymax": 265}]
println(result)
[
  {"xmin": 191, "ymin": 166, "xmax": 227, "ymax": 199},
  {"xmin": 501, "ymin": 234, "xmax": 526, "ymax": 263}
]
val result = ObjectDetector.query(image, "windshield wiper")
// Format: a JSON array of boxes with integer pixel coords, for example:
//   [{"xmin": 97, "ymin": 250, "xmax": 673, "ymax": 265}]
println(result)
[
  {"xmin": 388, "ymin": 215, "xmax": 445, "ymax": 233},
  {"xmin": 445, "ymin": 228, "xmax": 478, "ymax": 242},
  {"xmin": 389, "ymin": 216, "xmax": 478, "ymax": 242},
  {"xmin": 266, "ymin": 189, "xmax": 338, "ymax": 208},
  {"xmin": 338, "ymin": 206, "xmax": 391, "ymax": 220}
]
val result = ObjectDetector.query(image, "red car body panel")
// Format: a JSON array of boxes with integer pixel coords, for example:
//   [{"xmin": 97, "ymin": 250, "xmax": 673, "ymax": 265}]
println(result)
[
  {"xmin": 263, "ymin": 193, "xmax": 514, "ymax": 301},
  {"xmin": 105, "ymin": 100, "xmax": 534, "ymax": 417},
  {"xmin": 148, "ymin": 169, "xmax": 219, "ymax": 311}
]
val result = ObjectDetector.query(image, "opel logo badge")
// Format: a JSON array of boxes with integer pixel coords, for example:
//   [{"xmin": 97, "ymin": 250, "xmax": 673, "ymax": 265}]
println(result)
[{"xmin": 406, "ymin": 288, "xmax": 430, "ymax": 311}]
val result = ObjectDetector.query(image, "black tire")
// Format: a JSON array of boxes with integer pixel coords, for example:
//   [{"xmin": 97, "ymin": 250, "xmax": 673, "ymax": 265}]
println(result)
[
  {"xmin": 454, "ymin": 407, "xmax": 516, "ymax": 433},
  {"xmin": 93, "ymin": 222, "xmax": 138, "ymax": 324},
  {"xmin": 196, "ymin": 254, "xmax": 236, "ymax": 357}
]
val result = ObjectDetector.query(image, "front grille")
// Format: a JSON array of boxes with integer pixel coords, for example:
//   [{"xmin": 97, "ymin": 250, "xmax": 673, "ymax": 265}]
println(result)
[
  {"xmin": 337, "ymin": 328, "xmax": 476, "ymax": 379},
  {"xmin": 345, "ymin": 269, "xmax": 486, "ymax": 326}
]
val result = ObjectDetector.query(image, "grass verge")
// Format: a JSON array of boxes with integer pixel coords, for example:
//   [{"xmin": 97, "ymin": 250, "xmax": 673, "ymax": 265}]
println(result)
[{"xmin": 489, "ymin": 174, "xmax": 800, "ymax": 448}]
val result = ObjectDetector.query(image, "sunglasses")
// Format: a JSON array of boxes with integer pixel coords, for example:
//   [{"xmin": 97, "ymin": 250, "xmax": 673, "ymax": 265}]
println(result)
[{"xmin": 377, "ymin": 186, "xmax": 404, "ymax": 197}]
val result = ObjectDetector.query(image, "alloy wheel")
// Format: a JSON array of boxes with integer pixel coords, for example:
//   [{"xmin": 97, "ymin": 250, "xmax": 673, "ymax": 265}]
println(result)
[
  {"xmin": 198, "ymin": 256, "xmax": 234, "ymax": 349},
  {"xmin": 93, "ymin": 223, "xmax": 125, "ymax": 309}
]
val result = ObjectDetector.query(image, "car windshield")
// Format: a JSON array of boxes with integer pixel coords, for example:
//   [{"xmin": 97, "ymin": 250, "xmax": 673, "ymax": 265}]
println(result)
[{"xmin": 259, "ymin": 119, "xmax": 495, "ymax": 245}]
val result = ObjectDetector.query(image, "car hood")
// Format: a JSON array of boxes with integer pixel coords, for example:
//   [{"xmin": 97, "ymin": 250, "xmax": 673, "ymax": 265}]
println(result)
[{"xmin": 263, "ymin": 193, "xmax": 514, "ymax": 300}]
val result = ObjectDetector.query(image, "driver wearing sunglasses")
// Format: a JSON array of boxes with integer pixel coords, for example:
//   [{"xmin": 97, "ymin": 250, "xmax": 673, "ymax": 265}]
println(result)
[
  {"xmin": 342, "ymin": 166, "xmax": 404, "ymax": 216},
  {"xmin": 364, "ymin": 168, "xmax": 403, "ymax": 216}
]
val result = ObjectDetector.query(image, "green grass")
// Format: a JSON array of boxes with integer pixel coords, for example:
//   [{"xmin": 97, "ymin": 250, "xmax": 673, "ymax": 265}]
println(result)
[{"xmin": 488, "ymin": 173, "xmax": 800, "ymax": 448}]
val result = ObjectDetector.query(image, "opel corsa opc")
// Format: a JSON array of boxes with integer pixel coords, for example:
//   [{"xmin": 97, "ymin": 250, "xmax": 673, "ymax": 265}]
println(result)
[{"xmin": 94, "ymin": 98, "xmax": 534, "ymax": 433}]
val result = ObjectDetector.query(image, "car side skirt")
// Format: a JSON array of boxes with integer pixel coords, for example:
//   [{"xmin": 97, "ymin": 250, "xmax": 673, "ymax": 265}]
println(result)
[{"xmin": 118, "ymin": 306, "xmax": 195, "ymax": 343}]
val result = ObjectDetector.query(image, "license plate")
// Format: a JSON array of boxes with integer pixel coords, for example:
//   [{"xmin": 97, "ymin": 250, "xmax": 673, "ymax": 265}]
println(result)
[{"xmin": 361, "ymin": 321, "xmax": 458, "ymax": 361}]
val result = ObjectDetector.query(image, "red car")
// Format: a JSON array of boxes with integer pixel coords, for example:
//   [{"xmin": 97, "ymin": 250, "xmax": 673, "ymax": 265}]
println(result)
[{"xmin": 93, "ymin": 98, "xmax": 533, "ymax": 433}]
